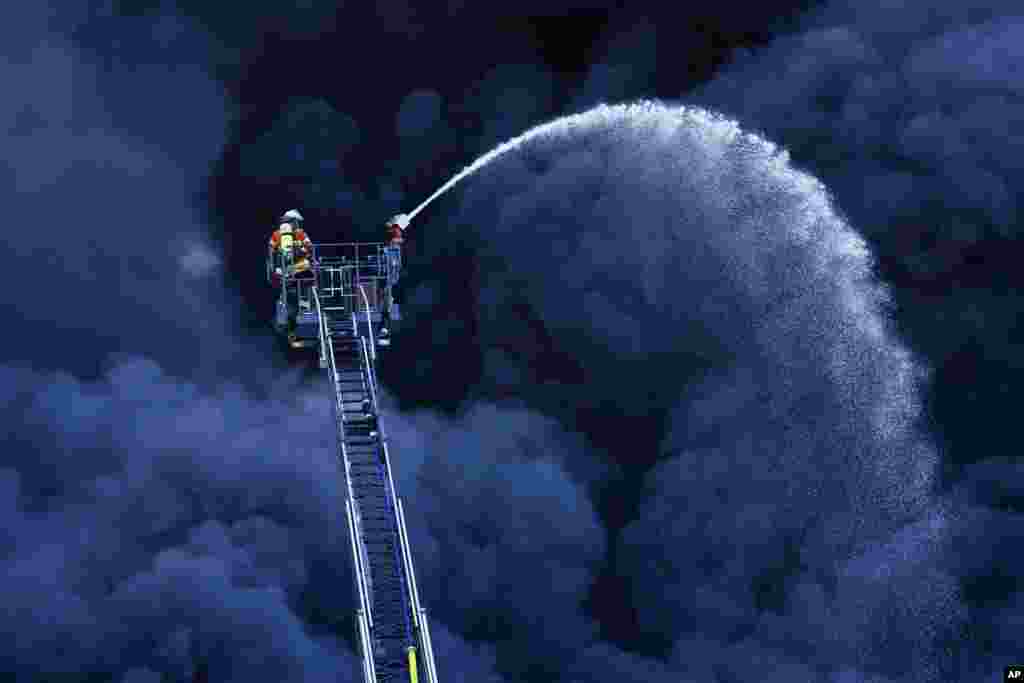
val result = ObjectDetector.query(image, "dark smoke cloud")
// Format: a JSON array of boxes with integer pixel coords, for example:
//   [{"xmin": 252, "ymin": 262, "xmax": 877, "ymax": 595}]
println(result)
[
  {"xmin": 692, "ymin": 0, "xmax": 1024, "ymax": 473},
  {"xmin": 681, "ymin": 1, "xmax": 1024, "ymax": 677},
  {"xmin": 1, "ymin": 355, "xmax": 531, "ymax": 680},
  {"xmin": 9, "ymin": 0, "xmax": 1023, "ymax": 681},
  {"xmin": 239, "ymin": 99, "xmax": 370, "ymax": 221},
  {"xmin": 0, "ymin": 9, "xmax": 585, "ymax": 678},
  {"xmin": 0, "ymin": 3, "xmax": 504, "ymax": 681},
  {"xmin": 461, "ymin": 64, "xmax": 560, "ymax": 156},
  {"xmin": 0, "ymin": 360, "xmax": 353, "ymax": 680},
  {"xmin": 397, "ymin": 91, "xmax": 444, "ymax": 140},
  {"xmin": 389, "ymin": 101, "xmax": 955, "ymax": 681},
  {"xmin": 395, "ymin": 89, "xmax": 457, "ymax": 205},
  {"xmin": 375, "ymin": 1, "xmax": 1023, "ymax": 678},
  {"xmin": 572, "ymin": 20, "xmax": 659, "ymax": 109},
  {"xmin": 0, "ymin": 1, "xmax": 261, "ymax": 383},
  {"xmin": 381, "ymin": 399, "xmax": 607, "ymax": 680}
]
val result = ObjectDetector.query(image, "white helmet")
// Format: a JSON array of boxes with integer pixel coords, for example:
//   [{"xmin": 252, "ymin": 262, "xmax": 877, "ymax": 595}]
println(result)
[{"xmin": 280, "ymin": 209, "xmax": 304, "ymax": 225}]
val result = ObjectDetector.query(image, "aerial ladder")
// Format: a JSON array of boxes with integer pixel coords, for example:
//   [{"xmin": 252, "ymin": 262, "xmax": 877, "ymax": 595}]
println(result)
[{"xmin": 299, "ymin": 241, "xmax": 439, "ymax": 683}]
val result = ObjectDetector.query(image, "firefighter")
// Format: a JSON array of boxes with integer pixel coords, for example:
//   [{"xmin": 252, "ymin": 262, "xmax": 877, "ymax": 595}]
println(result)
[
  {"xmin": 385, "ymin": 213, "xmax": 410, "ymax": 244},
  {"xmin": 270, "ymin": 209, "xmax": 313, "ymax": 275},
  {"xmin": 379, "ymin": 215, "xmax": 408, "ymax": 345},
  {"xmin": 385, "ymin": 217, "xmax": 404, "ymax": 246},
  {"xmin": 269, "ymin": 209, "xmax": 315, "ymax": 340}
]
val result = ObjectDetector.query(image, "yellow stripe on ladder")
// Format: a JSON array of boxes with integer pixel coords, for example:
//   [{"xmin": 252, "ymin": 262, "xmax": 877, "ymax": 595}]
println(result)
[{"xmin": 407, "ymin": 646, "xmax": 419, "ymax": 683}]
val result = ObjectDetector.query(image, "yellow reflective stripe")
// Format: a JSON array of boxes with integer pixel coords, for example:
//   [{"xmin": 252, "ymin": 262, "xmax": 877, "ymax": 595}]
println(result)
[{"xmin": 407, "ymin": 646, "xmax": 419, "ymax": 683}]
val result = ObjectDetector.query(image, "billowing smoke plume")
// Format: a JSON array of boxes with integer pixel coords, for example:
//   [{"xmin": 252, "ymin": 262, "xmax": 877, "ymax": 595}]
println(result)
[
  {"xmin": 686, "ymin": 2, "xmax": 1024, "ymax": 677},
  {"xmin": 6, "ymin": 0, "xmax": 1021, "ymax": 681},
  {"xmin": 0, "ymin": 3, "xmax": 504, "ymax": 681},
  {"xmin": 386, "ymin": 102, "xmax": 956, "ymax": 681},
  {"xmin": 692, "ymin": 0, "xmax": 1024, "ymax": 474}
]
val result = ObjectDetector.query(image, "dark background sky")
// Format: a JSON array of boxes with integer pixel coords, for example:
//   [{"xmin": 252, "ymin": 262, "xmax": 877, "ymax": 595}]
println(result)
[{"xmin": 2, "ymin": 1, "xmax": 1022, "ymax": 682}]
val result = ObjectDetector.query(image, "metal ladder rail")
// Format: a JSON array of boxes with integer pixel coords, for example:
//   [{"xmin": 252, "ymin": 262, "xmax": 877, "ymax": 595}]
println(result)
[
  {"xmin": 328, "ymin": 303, "xmax": 415, "ymax": 681},
  {"xmin": 355, "ymin": 334, "xmax": 438, "ymax": 683},
  {"xmin": 349, "ymin": 334, "xmax": 417, "ymax": 680},
  {"xmin": 315, "ymin": 286, "xmax": 436, "ymax": 683},
  {"xmin": 316, "ymin": 288, "xmax": 377, "ymax": 683},
  {"xmin": 356, "ymin": 330, "xmax": 416, "ymax": 668},
  {"xmin": 358, "ymin": 284, "xmax": 377, "ymax": 366},
  {"xmin": 332, "ymin": 335, "xmax": 394, "ymax": 680},
  {"xmin": 393, "ymin": 469, "xmax": 440, "ymax": 683}
]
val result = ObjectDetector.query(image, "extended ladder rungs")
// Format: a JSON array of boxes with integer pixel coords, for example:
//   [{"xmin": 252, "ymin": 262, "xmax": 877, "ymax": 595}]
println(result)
[{"xmin": 319, "ymin": 299, "xmax": 429, "ymax": 683}]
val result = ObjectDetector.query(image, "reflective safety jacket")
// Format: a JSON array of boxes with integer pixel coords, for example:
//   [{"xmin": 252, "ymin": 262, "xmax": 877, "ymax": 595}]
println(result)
[{"xmin": 270, "ymin": 227, "xmax": 313, "ymax": 273}]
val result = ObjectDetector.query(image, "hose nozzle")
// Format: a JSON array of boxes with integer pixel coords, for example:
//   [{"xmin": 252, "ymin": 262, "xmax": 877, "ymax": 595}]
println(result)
[{"xmin": 389, "ymin": 213, "xmax": 411, "ymax": 231}]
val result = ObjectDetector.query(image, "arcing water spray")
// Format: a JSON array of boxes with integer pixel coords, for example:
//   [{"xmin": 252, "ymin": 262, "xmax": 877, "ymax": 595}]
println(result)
[{"xmin": 397, "ymin": 100, "xmax": 726, "ymax": 233}]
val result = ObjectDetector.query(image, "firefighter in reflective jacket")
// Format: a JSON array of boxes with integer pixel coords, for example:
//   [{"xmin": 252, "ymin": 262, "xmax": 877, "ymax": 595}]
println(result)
[
  {"xmin": 269, "ymin": 209, "xmax": 315, "ymax": 340},
  {"xmin": 270, "ymin": 209, "xmax": 313, "ymax": 278}
]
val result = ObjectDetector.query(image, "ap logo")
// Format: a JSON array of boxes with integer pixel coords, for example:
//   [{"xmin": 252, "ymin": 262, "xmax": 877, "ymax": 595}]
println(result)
[{"xmin": 1006, "ymin": 665, "xmax": 1024, "ymax": 681}]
